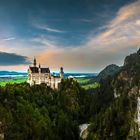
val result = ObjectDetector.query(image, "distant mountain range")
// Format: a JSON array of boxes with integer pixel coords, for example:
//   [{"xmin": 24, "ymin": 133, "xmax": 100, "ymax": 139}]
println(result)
[
  {"xmin": 0, "ymin": 66, "xmax": 120, "ymax": 80},
  {"xmin": 0, "ymin": 71, "xmax": 27, "ymax": 76},
  {"xmin": 64, "ymin": 73, "xmax": 97, "ymax": 78},
  {"xmin": 89, "ymin": 64, "xmax": 121, "ymax": 83},
  {"xmin": 0, "ymin": 71, "xmax": 97, "ymax": 78}
]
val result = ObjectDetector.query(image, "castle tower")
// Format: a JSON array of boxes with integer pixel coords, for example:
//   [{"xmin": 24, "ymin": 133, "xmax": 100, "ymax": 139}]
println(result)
[
  {"xmin": 48, "ymin": 68, "xmax": 51, "ymax": 78},
  {"xmin": 39, "ymin": 63, "xmax": 41, "ymax": 72},
  {"xmin": 60, "ymin": 67, "xmax": 64, "ymax": 79},
  {"xmin": 39, "ymin": 63, "xmax": 41, "ymax": 84},
  {"xmin": 33, "ymin": 57, "xmax": 37, "ymax": 67}
]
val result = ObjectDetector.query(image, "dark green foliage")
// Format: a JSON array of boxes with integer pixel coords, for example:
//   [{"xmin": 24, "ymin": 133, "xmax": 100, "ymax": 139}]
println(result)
[
  {"xmin": 0, "ymin": 78, "xmax": 136, "ymax": 140},
  {"xmin": 0, "ymin": 80, "xmax": 85, "ymax": 140},
  {"xmin": 0, "ymin": 77, "xmax": 138, "ymax": 140},
  {"xmin": 89, "ymin": 64, "xmax": 121, "ymax": 83},
  {"xmin": 1, "ymin": 49, "xmax": 140, "ymax": 140},
  {"xmin": 87, "ymin": 93, "xmax": 137, "ymax": 140},
  {"xmin": 86, "ymin": 49, "xmax": 140, "ymax": 140}
]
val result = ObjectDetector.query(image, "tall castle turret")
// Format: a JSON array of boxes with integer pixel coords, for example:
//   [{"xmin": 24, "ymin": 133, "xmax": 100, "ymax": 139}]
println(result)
[
  {"xmin": 33, "ymin": 57, "xmax": 37, "ymax": 67},
  {"xmin": 60, "ymin": 67, "xmax": 64, "ymax": 79},
  {"xmin": 39, "ymin": 63, "xmax": 41, "ymax": 72}
]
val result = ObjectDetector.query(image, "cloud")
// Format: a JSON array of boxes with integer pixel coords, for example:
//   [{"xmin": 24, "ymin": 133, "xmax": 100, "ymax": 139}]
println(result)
[
  {"xmin": 34, "ymin": 23, "xmax": 66, "ymax": 33},
  {"xmin": 87, "ymin": 0, "xmax": 140, "ymax": 51},
  {"xmin": 0, "ymin": 0, "xmax": 139, "ymax": 72},
  {"xmin": 0, "ymin": 65, "xmax": 28, "ymax": 72},
  {"xmin": 32, "ymin": 0, "xmax": 140, "ymax": 72},
  {"xmin": 2, "ymin": 37, "xmax": 16, "ymax": 41},
  {"xmin": 136, "ymin": 19, "xmax": 140, "ymax": 25},
  {"xmin": 0, "ymin": 52, "xmax": 30, "ymax": 66},
  {"xmin": 79, "ymin": 18, "xmax": 94, "ymax": 23}
]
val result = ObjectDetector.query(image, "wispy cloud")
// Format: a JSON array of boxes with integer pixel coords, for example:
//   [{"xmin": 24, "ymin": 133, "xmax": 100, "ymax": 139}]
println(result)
[
  {"xmin": 2, "ymin": 37, "xmax": 16, "ymax": 41},
  {"xmin": 87, "ymin": 0, "xmax": 140, "ymax": 50},
  {"xmin": 32, "ymin": 0, "xmax": 140, "ymax": 72},
  {"xmin": 1, "ymin": 0, "xmax": 140, "ymax": 72},
  {"xmin": 34, "ymin": 23, "xmax": 66, "ymax": 33},
  {"xmin": 0, "ymin": 51, "xmax": 30, "ymax": 66},
  {"xmin": 79, "ymin": 18, "xmax": 94, "ymax": 23}
]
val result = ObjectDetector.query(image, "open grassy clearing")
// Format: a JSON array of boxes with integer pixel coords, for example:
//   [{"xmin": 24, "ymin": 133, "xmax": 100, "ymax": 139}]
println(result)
[
  {"xmin": 81, "ymin": 82, "xmax": 100, "ymax": 89},
  {"xmin": 0, "ymin": 76, "xmax": 27, "ymax": 86},
  {"xmin": 76, "ymin": 78, "xmax": 100, "ymax": 90}
]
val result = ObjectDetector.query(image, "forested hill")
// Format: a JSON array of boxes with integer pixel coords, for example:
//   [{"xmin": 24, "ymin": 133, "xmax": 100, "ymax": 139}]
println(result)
[
  {"xmin": 89, "ymin": 64, "xmax": 121, "ymax": 83},
  {"xmin": 0, "ymin": 49, "xmax": 140, "ymax": 140},
  {"xmin": 0, "ymin": 80, "xmax": 86, "ymax": 140},
  {"xmin": 87, "ymin": 49, "xmax": 140, "ymax": 139},
  {"xmin": 111, "ymin": 49, "xmax": 140, "ymax": 97}
]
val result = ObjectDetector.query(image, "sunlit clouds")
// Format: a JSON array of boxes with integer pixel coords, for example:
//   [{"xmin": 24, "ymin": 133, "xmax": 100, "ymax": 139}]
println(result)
[
  {"xmin": 33, "ymin": 0, "xmax": 140, "ymax": 72},
  {"xmin": 0, "ymin": 0, "xmax": 140, "ymax": 72}
]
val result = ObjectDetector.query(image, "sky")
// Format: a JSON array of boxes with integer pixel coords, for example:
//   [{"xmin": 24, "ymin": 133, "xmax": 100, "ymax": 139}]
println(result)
[{"xmin": 0, "ymin": 0, "xmax": 140, "ymax": 72}]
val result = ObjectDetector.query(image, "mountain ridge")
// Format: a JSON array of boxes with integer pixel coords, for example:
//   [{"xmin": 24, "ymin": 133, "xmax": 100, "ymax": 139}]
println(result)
[
  {"xmin": 0, "ymin": 71, "xmax": 27, "ymax": 75},
  {"xmin": 111, "ymin": 49, "xmax": 140, "ymax": 97},
  {"xmin": 89, "ymin": 64, "xmax": 121, "ymax": 83}
]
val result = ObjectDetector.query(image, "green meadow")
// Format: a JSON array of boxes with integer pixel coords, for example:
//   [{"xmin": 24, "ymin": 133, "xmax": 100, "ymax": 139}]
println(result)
[
  {"xmin": 76, "ymin": 78, "xmax": 100, "ymax": 89},
  {"xmin": 76, "ymin": 78, "xmax": 90, "ymax": 84},
  {"xmin": 81, "ymin": 82, "xmax": 100, "ymax": 89},
  {"xmin": 0, "ymin": 76, "xmax": 27, "ymax": 86}
]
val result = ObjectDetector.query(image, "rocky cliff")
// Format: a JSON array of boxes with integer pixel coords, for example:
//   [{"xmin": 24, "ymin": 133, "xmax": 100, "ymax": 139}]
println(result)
[{"xmin": 112, "ymin": 49, "xmax": 140, "ymax": 97}]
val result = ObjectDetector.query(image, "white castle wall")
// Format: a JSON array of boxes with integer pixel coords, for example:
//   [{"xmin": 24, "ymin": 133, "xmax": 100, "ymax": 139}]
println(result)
[{"xmin": 27, "ymin": 73, "xmax": 62, "ymax": 89}]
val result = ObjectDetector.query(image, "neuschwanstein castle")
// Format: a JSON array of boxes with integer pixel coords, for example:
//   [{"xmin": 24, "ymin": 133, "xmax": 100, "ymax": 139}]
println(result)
[{"xmin": 27, "ymin": 58, "xmax": 64, "ymax": 89}]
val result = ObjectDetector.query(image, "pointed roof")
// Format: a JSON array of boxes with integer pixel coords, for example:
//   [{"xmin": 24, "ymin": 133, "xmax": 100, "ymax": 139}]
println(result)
[
  {"xmin": 33, "ymin": 57, "xmax": 37, "ymax": 67},
  {"xmin": 30, "ymin": 67, "xmax": 39, "ymax": 73},
  {"xmin": 29, "ymin": 66, "xmax": 50, "ymax": 73}
]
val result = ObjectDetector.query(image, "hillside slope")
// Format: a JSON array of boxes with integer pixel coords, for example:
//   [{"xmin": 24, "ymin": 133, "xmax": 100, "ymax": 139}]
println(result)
[
  {"xmin": 87, "ymin": 49, "xmax": 140, "ymax": 139},
  {"xmin": 90, "ymin": 64, "xmax": 121, "ymax": 83},
  {"xmin": 112, "ymin": 49, "xmax": 140, "ymax": 97}
]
